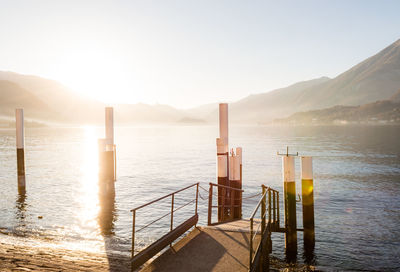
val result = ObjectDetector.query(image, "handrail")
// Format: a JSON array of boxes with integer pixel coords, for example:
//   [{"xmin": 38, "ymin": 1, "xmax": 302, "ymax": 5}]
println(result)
[
  {"xmin": 250, "ymin": 189, "xmax": 268, "ymax": 219},
  {"xmin": 249, "ymin": 185, "xmax": 280, "ymax": 271},
  {"xmin": 135, "ymin": 199, "xmax": 196, "ymax": 233},
  {"xmin": 130, "ymin": 183, "xmax": 198, "ymax": 212},
  {"xmin": 130, "ymin": 183, "xmax": 199, "ymax": 270}
]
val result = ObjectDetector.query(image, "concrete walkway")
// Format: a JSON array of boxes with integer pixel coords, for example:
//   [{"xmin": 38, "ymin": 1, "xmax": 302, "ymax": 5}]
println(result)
[{"xmin": 141, "ymin": 220, "xmax": 261, "ymax": 272}]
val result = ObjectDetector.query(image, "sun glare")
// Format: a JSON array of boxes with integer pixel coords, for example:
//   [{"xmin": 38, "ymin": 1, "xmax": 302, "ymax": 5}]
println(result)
[
  {"xmin": 77, "ymin": 126, "xmax": 99, "ymax": 231},
  {"xmin": 52, "ymin": 45, "xmax": 138, "ymax": 103}
]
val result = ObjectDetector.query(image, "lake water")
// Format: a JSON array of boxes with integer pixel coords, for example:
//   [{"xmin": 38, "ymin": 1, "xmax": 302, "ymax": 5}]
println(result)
[{"xmin": 0, "ymin": 125, "xmax": 399, "ymax": 271}]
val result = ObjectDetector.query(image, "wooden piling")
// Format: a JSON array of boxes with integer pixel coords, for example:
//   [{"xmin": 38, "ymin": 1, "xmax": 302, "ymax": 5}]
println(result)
[
  {"xmin": 301, "ymin": 156, "xmax": 315, "ymax": 250},
  {"xmin": 283, "ymin": 155, "xmax": 297, "ymax": 259},
  {"xmin": 16, "ymin": 109, "xmax": 25, "ymax": 194},
  {"xmin": 105, "ymin": 107, "xmax": 114, "ymax": 145},
  {"xmin": 217, "ymin": 103, "xmax": 229, "ymax": 222},
  {"xmin": 98, "ymin": 107, "xmax": 116, "ymax": 197},
  {"xmin": 105, "ymin": 107, "xmax": 116, "ymax": 180},
  {"xmin": 217, "ymin": 138, "xmax": 228, "ymax": 221},
  {"xmin": 229, "ymin": 151, "xmax": 241, "ymax": 219},
  {"xmin": 219, "ymin": 103, "xmax": 228, "ymax": 149},
  {"xmin": 98, "ymin": 140, "xmax": 115, "ymax": 197},
  {"xmin": 236, "ymin": 147, "xmax": 242, "ymax": 219}
]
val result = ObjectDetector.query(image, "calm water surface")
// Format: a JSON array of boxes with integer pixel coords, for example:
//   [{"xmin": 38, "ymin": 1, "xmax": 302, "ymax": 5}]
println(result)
[{"xmin": 0, "ymin": 125, "xmax": 399, "ymax": 271}]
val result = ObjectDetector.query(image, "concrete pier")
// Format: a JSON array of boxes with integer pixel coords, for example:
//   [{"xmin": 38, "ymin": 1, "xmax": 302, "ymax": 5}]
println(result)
[{"xmin": 140, "ymin": 220, "xmax": 264, "ymax": 272}]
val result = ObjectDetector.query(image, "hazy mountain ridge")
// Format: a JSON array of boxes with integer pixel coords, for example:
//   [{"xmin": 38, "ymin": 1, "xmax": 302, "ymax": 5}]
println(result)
[
  {"xmin": 273, "ymin": 97, "xmax": 400, "ymax": 125},
  {"xmin": 225, "ymin": 39, "xmax": 400, "ymax": 123},
  {"xmin": 225, "ymin": 77, "xmax": 331, "ymax": 123},
  {"xmin": 292, "ymin": 39, "xmax": 400, "ymax": 111},
  {"xmin": 0, "ymin": 72, "xmax": 192, "ymax": 124},
  {"xmin": 1, "ymin": 39, "xmax": 400, "ymax": 125}
]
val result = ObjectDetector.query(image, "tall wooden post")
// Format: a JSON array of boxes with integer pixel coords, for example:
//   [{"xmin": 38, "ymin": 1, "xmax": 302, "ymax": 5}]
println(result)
[
  {"xmin": 99, "ymin": 107, "xmax": 116, "ymax": 197},
  {"xmin": 16, "ymin": 109, "xmax": 26, "ymax": 194},
  {"xmin": 217, "ymin": 103, "xmax": 229, "ymax": 222},
  {"xmin": 301, "ymin": 156, "xmax": 315, "ymax": 251},
  {"xmin": 219, "ymin": 103, "xmax": 228, "ymax": 151},
  {"xmin": 217, "ymin": 138, "xmax": 228, "ymax": 221},
  {"xmin": 105, "ymin": 107, "xmax": 114, "ymax": 146},
  {"xmin": 236, "ymin": 147, "xmax": 242, "ymax": 219},
  {"xmin": 283, "ymin": 155, "xmax": 297, "ymax": 259},
  {"xmin": 229, "ymin": 152, "xmax": 240, "ymax": 219}
]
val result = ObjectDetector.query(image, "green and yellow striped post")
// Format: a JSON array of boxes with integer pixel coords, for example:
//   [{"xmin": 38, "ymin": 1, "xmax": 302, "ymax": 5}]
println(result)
[
  {"xmin": 283, "ymin": 155, "xmax": 297, "ymax": 259},
  {"xmin": 301, "ymin": 156, "xmax": 315, "ymax": 251}
]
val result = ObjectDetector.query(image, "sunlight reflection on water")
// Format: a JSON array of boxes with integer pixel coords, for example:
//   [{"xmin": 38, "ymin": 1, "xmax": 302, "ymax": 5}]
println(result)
[{"xmin": 76, "ymin": 126, "xmax": 100, "ymax": 239}]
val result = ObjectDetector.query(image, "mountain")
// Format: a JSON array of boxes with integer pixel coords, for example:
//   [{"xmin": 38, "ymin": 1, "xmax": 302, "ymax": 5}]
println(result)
[
  {"xmin": 294, "ymin": 39, "xmax": 400, "ymax": 110},
  {"xmin": 0, "ymin": 71, "xmax": 103, "ymax": 123},
  {"xmin": 226, "ymin": 39, "xmax": 400, "ymax": 123},
  {"xmin": 113, "ymin": 103, "xmax": 185, "ymax": 124},
  {"xmin": 390, "ymin": 89, "xmax": 400, "ymax": 102},
  {"xmin": 0, "ymin": 80, "xmax": 56, "ymax": 121},
  {"xmin": 1, "ymin": 38, "xmax": 400, "ymax": 125},
  {"xmin": 273, "ymin": 99, "xmax": 400, "ymax": 125},
  {"xmin": 0, "ymin": 71, "xmax": 193, "ymax": 124},
  {"xmin": 225, "ymin": 77, "xmax": 331, "ymax": 122}
]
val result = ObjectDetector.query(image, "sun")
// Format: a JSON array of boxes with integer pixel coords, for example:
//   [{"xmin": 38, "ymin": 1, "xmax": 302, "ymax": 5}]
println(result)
[{"xmin": 50, "ymin": 42, "xmax": 140, "ymax": 104}]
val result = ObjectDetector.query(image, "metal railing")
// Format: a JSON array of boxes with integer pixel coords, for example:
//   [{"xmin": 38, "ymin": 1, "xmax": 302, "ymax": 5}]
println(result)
[
  {"xmin": 207, "ymin": 182, "xmax": 244, "ymax": 225},
  {"xmin": 130, "ymin": 183, "xmax": 199, "ymax": 271},
  {"xmin": 249, "ymin": 185, "xmax": 280, "ymax": 272}
]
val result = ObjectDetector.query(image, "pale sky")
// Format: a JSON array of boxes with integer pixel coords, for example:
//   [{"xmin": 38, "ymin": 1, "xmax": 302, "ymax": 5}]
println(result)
[{"xmin": 0, "ymin": 0, "xmax": 399, "ymax": 108}]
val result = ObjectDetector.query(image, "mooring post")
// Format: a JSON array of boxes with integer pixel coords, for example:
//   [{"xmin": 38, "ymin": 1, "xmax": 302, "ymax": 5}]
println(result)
[
  {"xmin": 301, "ymin": 156, "xmax": 315, "ymax": 251},
  {"xmin": 217, "ymin": 103, "xmax": 229, "ymax": 222},
  {"xmin": 216, "ymin": 138, "xmax": 227, "ymax": 222},
  {"xmin": 283, "ymin": 155, "xmax": 297, "ymax": 259},
  {"xmin": 236, "ymin": 147, "xmax": 242, "ymax": 219},
  {"xmin": 105, "ymin": 107, "xmax": 116, "ymax": 180},
  {"xmin": 15, "ymin": 109, "xmax": 26, "ymax": 194},
  {"xmin": 229, "ymin": 151, "xmax": 240, "ymax": 219},
  {"xmin": 105, "ymin": 107, "xmax": 114, "ymax": 145},
  {"xmin": 98, "ymin": 139, "xmax": 113, "ymax": 196},
  {"xmin": 98, "ymin": 107, "xmax": 116, "ymax": 197}
]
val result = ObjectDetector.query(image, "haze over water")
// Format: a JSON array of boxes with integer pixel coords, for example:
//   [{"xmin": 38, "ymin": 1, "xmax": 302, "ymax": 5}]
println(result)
[{"xmin": 0, "ymin": 125, "xmax": 399, "ymax": 271}]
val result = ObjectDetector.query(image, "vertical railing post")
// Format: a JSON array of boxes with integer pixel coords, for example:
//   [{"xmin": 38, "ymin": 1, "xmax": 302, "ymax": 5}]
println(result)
[
  {"xmin": 277, "ymin": 192, "xmax": 280, "ymax": 228},
  {"xmin": 208, "ymin": 184, "xmax": 213, "ymax": 226},
  {"xmin": 239, "ymin": 190, "xmax": 242, "ymax": 219},
  {"xmin": 170, "ymin": 194, "xmax": 175, "ymax": 248},
  {"xmin": 131, "ymin": 210, "xmax": 136, "ymax": 259},
  {"xmin": 195, "ymin": 183, "xmax": 199, "ymax": 215},
  {"xmin": 171, "ymin": 194, "xmax": 174, "ymax": 232},
  {"xmin": 261, "ymin": 186, "xmax": 266, "ymax": 234},
  {"xmin": 268, "ymin": 189, "xmax": 272, "ymax": 226},
  {"xmin": 114, "ymin": 144, "xmax": 117, "ymax": 181},
  {"xmin": 230, "ymin": 187, "xmax": 234, "ymax": 220},
  {"xmin": 250, "ymin": 217, "xmax": 254, "ymax": 270},
  {"xmin": 221, "ymin": 187, "xmax": 226, "ymax": 222},
  {"xmin": 273, "ymin": 191, "xmax": 276, "ymax": 228}
]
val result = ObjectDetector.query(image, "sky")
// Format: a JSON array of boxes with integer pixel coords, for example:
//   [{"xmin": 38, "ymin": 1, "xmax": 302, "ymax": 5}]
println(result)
[{"xmin": 0, "ymin": 0, "xmax": 399, "ymax": 109}]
